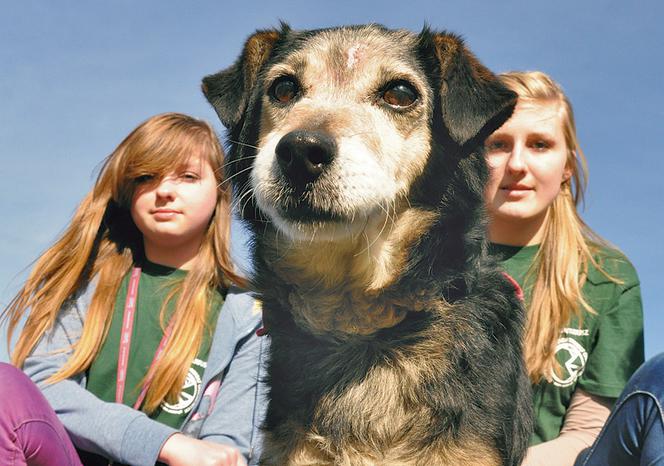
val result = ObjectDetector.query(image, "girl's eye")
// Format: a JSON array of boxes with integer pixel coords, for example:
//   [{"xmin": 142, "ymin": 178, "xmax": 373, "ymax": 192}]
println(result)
[
  {"xmin": 180, "ymin": 172, "xmax": 200, "ymax": 181},
  {"xmin": 531, "ymin": 140, "xmax": 550, "ymax": 151},
  {"xmin": 381, "ymin": 81, "xmax": 418, "ymax": 108},
  {"xmin": 486, "ymin": 139, "xmax": 508, "ymax": 152},
  {"xmin": 269, "ymin": 76, "xmax": 300, "ymax": 104},
  {"xmin": 135, "ymin": 174, "xmax": 155, "ymax": 184}
]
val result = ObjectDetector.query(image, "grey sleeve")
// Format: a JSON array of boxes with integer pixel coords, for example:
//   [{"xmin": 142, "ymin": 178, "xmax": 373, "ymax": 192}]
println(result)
[
  {"xmin": 197, "ymin": 322, "xmax": 268, "ymax": 465},
  {"xmin": 22, "ymin": 289, "xmax": 177, "ymax": 466}
]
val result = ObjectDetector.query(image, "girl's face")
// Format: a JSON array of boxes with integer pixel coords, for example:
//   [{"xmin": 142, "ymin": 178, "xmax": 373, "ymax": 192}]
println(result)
[
  {"xmin": 484, "ymin": 99, "xmax": 571, "ymax": 245},
  {"xmin": 131, "ymin": 155, "xmax": 218, "ymax": 267}
]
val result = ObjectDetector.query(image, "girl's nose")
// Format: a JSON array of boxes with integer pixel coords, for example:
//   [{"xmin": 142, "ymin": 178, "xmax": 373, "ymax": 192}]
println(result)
[
  {"xmin": 155, "ymin": 178, "xmax": 176, "ymax": 198},
  {"xmin": 506, "ymin": 144, "xmax": 527, "ymax": 173}
]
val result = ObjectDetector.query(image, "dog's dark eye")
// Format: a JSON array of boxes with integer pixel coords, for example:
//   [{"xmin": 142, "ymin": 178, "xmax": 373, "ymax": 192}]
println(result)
[
  {"xmin": 381, "ymin": 81, "xmax": 418, "ymax": 108},
  {"xmin": 269, "ymin": 76, "xmax": 300, "ymax": 104}
]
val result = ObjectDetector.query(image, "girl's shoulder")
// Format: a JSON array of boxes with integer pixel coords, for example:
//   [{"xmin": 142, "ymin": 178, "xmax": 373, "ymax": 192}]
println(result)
[
  {"xmin": 586, "ymin": 243, "xmax": 639, "ymax": 288},
  {"xmin": 218, "ymin": 287, "xmax": 262, "ymax": 331},
  {"xmin": 57, "ymin": 275, "xmax": 100, "ymax": 320}
]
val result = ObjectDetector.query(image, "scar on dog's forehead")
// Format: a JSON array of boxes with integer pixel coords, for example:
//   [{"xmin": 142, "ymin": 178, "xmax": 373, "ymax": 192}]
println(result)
[
  {"xmin": 345, "ymin": 43, "xmax": 367, "ymax": 69},
  {"xmin": 272, "ymin": 27, "xmax": 422, "ymax": 86}
]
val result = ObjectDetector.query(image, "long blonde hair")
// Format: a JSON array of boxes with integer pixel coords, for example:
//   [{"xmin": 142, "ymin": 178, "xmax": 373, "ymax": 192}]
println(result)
[
  {"xmin": 3, "ymin": 112, "xmax": 246, "ymax": 412},
  {"xmin": 499, "ymin": 71, "xmax": 608, "ymax": 383}
]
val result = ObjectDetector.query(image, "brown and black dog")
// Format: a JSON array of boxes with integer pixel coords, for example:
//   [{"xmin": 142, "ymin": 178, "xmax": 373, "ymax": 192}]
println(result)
[{"xmin": 203, "ymin": 24, "xmax": 532, "ymax": 465}]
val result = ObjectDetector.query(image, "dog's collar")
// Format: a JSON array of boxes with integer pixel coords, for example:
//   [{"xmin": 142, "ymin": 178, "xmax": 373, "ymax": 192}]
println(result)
[{"xmin": 501, "ymin": 272, "xmax": 524, "ymax": 301}]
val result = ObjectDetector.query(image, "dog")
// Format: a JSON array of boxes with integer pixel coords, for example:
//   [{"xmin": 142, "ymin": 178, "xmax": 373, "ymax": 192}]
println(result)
[{"xmin": 203, "ymin": 24, "xmax": 532, "ymax": 466}]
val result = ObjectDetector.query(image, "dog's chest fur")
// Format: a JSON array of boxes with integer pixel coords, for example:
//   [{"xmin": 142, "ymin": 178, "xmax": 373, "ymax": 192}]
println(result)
[
  {"xmin": 259, "ymin": 206, "xmax": 438, "ymax": 337},
  {"xmin": 260, "ymin": 273, "xmax": 507, "ymax": 465},
  {"xmin": 254, "ymin": 213, "xmax": 515, "ymax": 465}
]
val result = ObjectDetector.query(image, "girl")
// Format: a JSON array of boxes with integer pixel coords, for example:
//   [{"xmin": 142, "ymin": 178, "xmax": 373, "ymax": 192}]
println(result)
[
  {"xmin": 483, "ymin": 71, "xmax": 645, "ymax": 465},
  {"xmin": 0, "ymin": 113, "xmax": 265, "ymax": 466}
]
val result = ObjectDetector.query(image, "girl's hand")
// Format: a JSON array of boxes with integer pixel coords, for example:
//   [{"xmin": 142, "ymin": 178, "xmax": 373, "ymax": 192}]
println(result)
[{"xmin": 158, "ymin": 433, "xmax": 247, "ymax": 466}]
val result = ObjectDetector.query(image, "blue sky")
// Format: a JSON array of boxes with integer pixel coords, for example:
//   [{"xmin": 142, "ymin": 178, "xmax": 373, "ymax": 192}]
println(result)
[{"xmin": 1, "ymin": 1, "xmax": 662, "ymax": 362}]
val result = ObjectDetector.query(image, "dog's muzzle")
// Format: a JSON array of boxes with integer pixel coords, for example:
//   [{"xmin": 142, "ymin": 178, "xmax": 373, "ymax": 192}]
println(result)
[{"xmin": 275, "ymin": 130, "xmax": 336, "ymax": 188}]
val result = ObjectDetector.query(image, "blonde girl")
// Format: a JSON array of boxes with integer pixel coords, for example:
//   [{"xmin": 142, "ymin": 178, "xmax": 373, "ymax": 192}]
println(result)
[
  {"xmin": 0, "ymin": 113, "xmax": 265, "ymax": 466},
  {"xmin": 484, "ymin": 71, "xmax": 644, "ymax": 465}
]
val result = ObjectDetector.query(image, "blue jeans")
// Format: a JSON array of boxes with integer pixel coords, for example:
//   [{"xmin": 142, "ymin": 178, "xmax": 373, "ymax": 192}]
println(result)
[{"xmin": 576, "ymin": 353, "xmax": 664, "ymax": 466}]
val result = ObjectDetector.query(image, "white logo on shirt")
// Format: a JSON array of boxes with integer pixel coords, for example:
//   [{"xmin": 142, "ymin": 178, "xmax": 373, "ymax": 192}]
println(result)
[
  {"xmin": 161, "ymin": 358, "xmax": 205, "ymax": 415},
  {"xmin": 552, "ymin": 337, "xmax": 588, "ymax": 388},
  {"xmin": 562, "ymin": 327, "xmax": 590, "ymax": 337}
]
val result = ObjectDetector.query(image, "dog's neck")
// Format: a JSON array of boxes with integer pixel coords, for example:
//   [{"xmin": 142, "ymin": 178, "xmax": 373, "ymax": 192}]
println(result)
[{"xmin": 258, "ymin": 207, "xmax": 438, "ymax": 337}]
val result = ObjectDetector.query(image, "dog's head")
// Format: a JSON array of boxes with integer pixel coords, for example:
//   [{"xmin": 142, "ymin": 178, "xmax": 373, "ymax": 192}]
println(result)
[{"xmin": 203, "ymin": 24, "xmax": 515, "ymax": 245}]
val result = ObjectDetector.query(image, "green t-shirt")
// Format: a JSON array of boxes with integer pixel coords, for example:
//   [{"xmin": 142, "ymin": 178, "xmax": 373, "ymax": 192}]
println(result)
[
  {"xmin": 490, "ymin": 243, "xmax": 644, "ymax": 445},
  {"xmin": 87, "ymin": 261, "xmax": 223, "ymax": 429}
]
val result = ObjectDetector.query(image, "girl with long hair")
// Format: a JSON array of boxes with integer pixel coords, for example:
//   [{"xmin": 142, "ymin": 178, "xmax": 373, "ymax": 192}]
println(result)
[
  {"xmin": 0, "ymin": 112, "xmax": 265, "ymax": 466},
  {"xmin": 484, "ymin": 71, "xmax": 645, "ymax": 465}
]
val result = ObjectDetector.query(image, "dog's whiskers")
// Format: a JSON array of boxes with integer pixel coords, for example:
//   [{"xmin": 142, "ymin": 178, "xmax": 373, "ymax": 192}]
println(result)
[
  {"xmin": 230, "ymin": 182, "xmax": 255, "ymax": 215},
  {"xmin": 375, "ymin": 201, "xmax": 393, "ymax": 243},
  {"xmin": 218, "ymin": 164, "xmax": 256, "ymax": 188},
  {"xmin": 228, "ymin": 139, "xmax": 261, "ymax": 150},
  {"xmin": 388, "ymin": 199, "xmax": 398, "ymax": 233},
  {"xmin": 214, "ymin": 155, "xmax": 258, "ymax": 175},
  {"xmin": 361, "ymin": 230, "xmax": 371, "ymax": 261},
  {"xmin": 239, "ymin": 189, "xmax": 254, "ymax": 214},
  {"xmin": 272, "ymin": 225, "xmax": 297, "ymax": 265},
  {"xmin": 219, "ymin": 155, "xmax": 258, "ymax": 168},
  {"xmin": 354, "ymin": 201, "xmax": 392, "ymax": 258},
  {"xmin": 342, "ymin": 130, "xmax": 378, "ymax": 138},
  {"xmin": 308, "ymin": 227, "xmax": 317, "ymax": 245}
]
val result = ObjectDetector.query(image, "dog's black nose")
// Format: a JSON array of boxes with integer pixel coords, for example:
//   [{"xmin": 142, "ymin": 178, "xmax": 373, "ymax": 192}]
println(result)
[{"xmin": 275, "ymin": 130, "xmax": 336, "ymax": 186}]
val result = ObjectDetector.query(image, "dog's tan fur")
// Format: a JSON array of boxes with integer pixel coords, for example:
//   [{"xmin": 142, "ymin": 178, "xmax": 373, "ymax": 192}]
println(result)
[
  {"xmin": 278, "ymin": 439, "xmax": 501, "ymax": 466},
  {"xmin": 265, "ymin": 207, "xmax": 438, "ymax": 335},
  {"xmin": 260, "ymin": 307, "xmax": 501, "ymax": 465}
]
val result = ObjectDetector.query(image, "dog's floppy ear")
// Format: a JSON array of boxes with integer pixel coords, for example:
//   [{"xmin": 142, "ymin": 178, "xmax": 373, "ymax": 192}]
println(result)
[
  {"xmin": 429, "ymin": 32, "xmax": 516, "ymax": 150},
  {"xmin": 202, "ymin": 26, "xmax": 286, "ymax": 128}
]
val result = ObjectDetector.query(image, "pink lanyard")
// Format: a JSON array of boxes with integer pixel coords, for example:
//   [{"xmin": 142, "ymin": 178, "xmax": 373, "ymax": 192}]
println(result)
[{"xmin": 115, "ymin": 267, "xmax": 175, "ymax": 410}]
